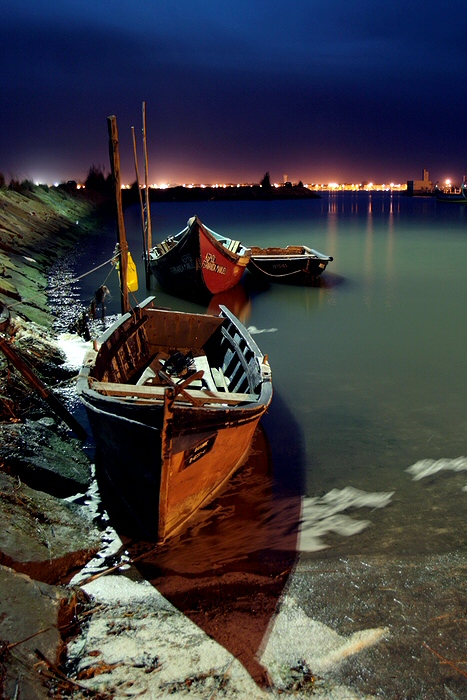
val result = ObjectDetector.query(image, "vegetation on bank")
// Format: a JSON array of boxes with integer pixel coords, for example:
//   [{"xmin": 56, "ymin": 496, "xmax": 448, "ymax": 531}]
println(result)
[
  {"xmin": 0, "ymin": 179, "xmax": 107, "ymax": 422},
  {"xmin": 0, "ymin": 180, "xmax": 105, "ymax": 320}
]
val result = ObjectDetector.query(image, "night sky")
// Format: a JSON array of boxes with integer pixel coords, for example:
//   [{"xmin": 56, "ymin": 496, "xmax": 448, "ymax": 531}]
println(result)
[{"xmin": 2, "ymin": 1, "xmax": 466, "ymax": 186}]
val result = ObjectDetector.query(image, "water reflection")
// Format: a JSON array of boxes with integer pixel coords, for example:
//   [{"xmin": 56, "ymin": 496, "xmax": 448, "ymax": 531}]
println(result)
[
  {"xmin": 49, "ymin": 192, "xmax": 467, "ymax": 690},
  {"xmin": 206, "ymin": 280, "xmax": 252, "ymax": 322}
]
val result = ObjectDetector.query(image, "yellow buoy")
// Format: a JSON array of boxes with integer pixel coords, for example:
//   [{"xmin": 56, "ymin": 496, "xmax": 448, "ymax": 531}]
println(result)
[
  {"xmin": 114, "ymin": 250, "xmax": 139, "ymax": 292},
  {"xmin": 127, "ymin": 251, "xmax": 139, "ymax": 292}
]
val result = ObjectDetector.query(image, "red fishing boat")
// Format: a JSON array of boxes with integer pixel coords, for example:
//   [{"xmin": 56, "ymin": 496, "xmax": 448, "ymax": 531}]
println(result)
[{"xmin": 148, "ymin": 216, "xmax": 251, "ymax": 298}]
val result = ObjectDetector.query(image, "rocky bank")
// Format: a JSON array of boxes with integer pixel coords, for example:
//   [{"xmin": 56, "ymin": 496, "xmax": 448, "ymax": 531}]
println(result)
[{"xmin": 0, "ymin": 185, "xmax": 103, "ymax": 699}]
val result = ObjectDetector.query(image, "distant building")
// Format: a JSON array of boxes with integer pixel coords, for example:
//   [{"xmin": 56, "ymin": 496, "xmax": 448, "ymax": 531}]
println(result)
[{"xmin": 407, "ymin": 169, "xmax": 433, "ymax": 195}]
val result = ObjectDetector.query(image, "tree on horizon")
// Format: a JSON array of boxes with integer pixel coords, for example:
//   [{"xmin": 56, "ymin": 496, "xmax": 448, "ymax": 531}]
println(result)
[
  {"xmin": 260, "ymin": 171, "xmax": 272, "ymax": 188},
  {"xmin": 85, "ymin": 165, "xmax": 112, "ymax": 194}
]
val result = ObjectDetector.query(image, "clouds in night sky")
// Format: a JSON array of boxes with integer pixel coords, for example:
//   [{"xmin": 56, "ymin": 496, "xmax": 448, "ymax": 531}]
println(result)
[{"xmin": 1, "ymin": 1, "xmax": 466, "ymax": 185}]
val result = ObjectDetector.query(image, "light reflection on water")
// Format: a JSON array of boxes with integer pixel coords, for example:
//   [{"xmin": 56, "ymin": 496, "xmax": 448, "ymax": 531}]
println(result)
[{"xmin": 52, "ymin": 192, "xmax": 467, "ymax": 557}]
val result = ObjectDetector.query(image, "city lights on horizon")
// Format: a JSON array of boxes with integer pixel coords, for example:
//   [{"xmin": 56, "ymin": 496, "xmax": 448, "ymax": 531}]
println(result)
[
  {"xmin": 31, "ymin": 174, "xmax": 464, "ymax": 192},
  {"xmin": 63, "ymin": 180, "xmax": 408, "ymax": 192},
  {"xmin": 122, "ymin": 180, "xmax": 409, "ymax": 192},
  {"xmin": 27, "ymin": 167, "xmax": 414, "ymax": 191}
]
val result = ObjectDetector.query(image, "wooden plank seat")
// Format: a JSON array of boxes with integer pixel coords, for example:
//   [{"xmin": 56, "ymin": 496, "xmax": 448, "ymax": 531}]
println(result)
[
  {"xmin": 211, "ymin": 367, "xmax": 230, "ymax": 391},
  {"xmin": 192, "ymin": 354, "xmax": 217, "ymax": 391},
  {"xmin": 157, "ymin": 241, "xmax": 172, "ymax": 255},
  {"xmin": 89, "ymin": 380, "xmax": 256, "ymax": 405}
]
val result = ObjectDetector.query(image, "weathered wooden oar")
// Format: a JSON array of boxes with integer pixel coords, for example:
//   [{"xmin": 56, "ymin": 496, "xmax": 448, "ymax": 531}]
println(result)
[{"xmin": 0, "ymin": 336, "xmax": 88, "ymax": 440}]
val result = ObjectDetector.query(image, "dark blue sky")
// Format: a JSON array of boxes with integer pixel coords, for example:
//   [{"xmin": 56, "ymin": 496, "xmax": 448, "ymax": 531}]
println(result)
[{"xmin": 2, "ymin": 1, "xmax": 466, "ymax": 186}]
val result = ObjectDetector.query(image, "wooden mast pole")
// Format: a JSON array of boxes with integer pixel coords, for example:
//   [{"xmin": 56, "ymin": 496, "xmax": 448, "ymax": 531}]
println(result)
[
  {"xmin": 131, "ymin": 125, "xmax": 149, "ymax": 287},
  {"xmin": 107, "ymin": 115, "xmax": 130, "ymax": 314},
  {"xmin": 142, "ymin": 101, "xmax": 152, "ymax": 281}
]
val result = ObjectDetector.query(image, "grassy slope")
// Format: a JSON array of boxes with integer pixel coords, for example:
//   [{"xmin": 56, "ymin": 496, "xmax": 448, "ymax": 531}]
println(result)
[{"xmin": 0, "ymin": 186, "xmax": 100, "ymax": 326}]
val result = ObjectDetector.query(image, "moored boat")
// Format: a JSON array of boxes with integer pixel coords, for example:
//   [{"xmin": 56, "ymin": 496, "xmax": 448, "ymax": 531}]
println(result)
[
  {"xmin": 435, "ymin": 181, "xmax": 467, "ymax": 202},
  {"xmin": 247, "ymin": 245, "xmax": 333, "ymax": 285},
  {"xmin": 148, "ymin": 216, "xmax": 251, "ymax": 298},
  {"xmin": 77, "ymin": 297, "xmax": 272, "ymax": 541}
]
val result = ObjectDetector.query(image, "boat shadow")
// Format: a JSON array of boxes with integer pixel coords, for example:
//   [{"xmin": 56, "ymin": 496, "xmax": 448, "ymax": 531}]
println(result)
[{"xmin": 100, "ymin": 391, "xmax": 306, "ymax": 686}]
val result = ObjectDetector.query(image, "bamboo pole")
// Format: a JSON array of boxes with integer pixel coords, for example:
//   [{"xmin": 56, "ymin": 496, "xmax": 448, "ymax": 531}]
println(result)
[
  {"xmin": 0, "ymin": 336, "xmax": 88, "ymax": 440},
  {"xmin": 142, "ymin": 101, "xmax": 153, "ymax": 264},
  {"xmin": 132, "ymin": 125, "xmax": 151, "ymax": 289},
  {"xmin": 107, "ymin": 115, "xmax": 130, "ymax": 314}
]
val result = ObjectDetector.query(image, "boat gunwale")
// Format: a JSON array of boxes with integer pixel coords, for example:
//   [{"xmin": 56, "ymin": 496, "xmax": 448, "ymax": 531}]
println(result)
[
  {"xmin": 249, "ymin": 245, "xmax": 333, "ymax": 262},
  {"xmin": 150, "ymin": 216, "xmax": 251, "ymax": 265},
  {"xmin": 77, "ymin": 299, "xmax": 272, "ymax": 410}
]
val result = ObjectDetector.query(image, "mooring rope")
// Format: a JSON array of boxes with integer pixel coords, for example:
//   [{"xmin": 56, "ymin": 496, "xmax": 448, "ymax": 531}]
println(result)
[
  {"xmin": 69, "ymin": 254, "xmax": 118, "ymax": 283},
  {"xmin": 248, "ymin": 257, "xmax": 307, "ymax": 278},
  {"xmin": 0, "ymin": 253, "xmax": 120, "ymax": 314}
]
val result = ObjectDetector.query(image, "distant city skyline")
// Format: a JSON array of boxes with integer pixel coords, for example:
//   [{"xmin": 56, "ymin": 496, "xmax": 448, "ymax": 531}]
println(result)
[
  {"xmin": 9, "ymin": 157, "xmax": 466, "ymax": 192},
  {"xmin": 36, "ymin": 171, "xmax": 459, "ymax": 191}
]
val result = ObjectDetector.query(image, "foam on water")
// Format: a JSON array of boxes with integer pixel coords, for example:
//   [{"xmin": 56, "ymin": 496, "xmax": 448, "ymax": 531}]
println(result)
[
  {"xmin": 406, "ymin": 456, "xmax": 467, "ymax": 491},
  {"xmin": 298, "ymin": 487, "xmax": 394, "ymax": 552},
  {"xmin": 56, "ymin": 332, "xmax": 90, "ymax": 369}
]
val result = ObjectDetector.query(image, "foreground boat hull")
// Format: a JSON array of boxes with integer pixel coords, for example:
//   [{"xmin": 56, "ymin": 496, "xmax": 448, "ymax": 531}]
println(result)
[
  {"xmin": 77, "ymin": 298, "xmax": 272, "ymax": 540},
  {"xmin": 248, "ymin": 245, "xmax": 333, "ymax": 285},
  {"xmin": 83, "ymin": 387, "xmax": 264, "ymax": 538},
  {"xmin": 149, "ymin": 216, "xmax": 250, "ymax": 298}
]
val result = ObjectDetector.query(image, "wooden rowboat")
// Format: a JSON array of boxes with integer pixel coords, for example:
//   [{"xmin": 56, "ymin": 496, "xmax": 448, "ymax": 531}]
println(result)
[
  {"xmin": 77, "ymin": 296, "xmax": 272, "ymax": 541},
  {"xmin": 148, "ymin": 216, "xmax": 251, "ymax": 298},
  {"xmin": 247, "ymin": 245, "xmax": 333, "ymax": 285}
]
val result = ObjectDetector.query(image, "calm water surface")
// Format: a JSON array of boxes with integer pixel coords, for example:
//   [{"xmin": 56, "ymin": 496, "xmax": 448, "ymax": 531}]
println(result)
[{"xmin": 67, "ymin": 192, "xmax": 467, "ymax": 558}]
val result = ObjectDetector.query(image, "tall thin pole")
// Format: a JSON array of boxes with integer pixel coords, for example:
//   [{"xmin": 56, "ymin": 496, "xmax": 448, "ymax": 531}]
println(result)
[
  {"xmin": 142, "ymin": 101, "xmax": 153, "ymax": 264},
  {"xmin": 107, "ymin": 115, "xmax": 130, "ymax": 314},
  {"xmin": 132, "ymin": 125, "xmax": 150, "ymax": 287}
]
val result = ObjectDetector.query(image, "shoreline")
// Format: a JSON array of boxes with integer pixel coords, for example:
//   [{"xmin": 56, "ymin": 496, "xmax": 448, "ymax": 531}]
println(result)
[
  {"xmin": 123, "ymin": 182, "xmax": 322, "ymax": 205},
  {"xmin": 0, "ymin": 185, "xmax": 107, "ymax": 698}
]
